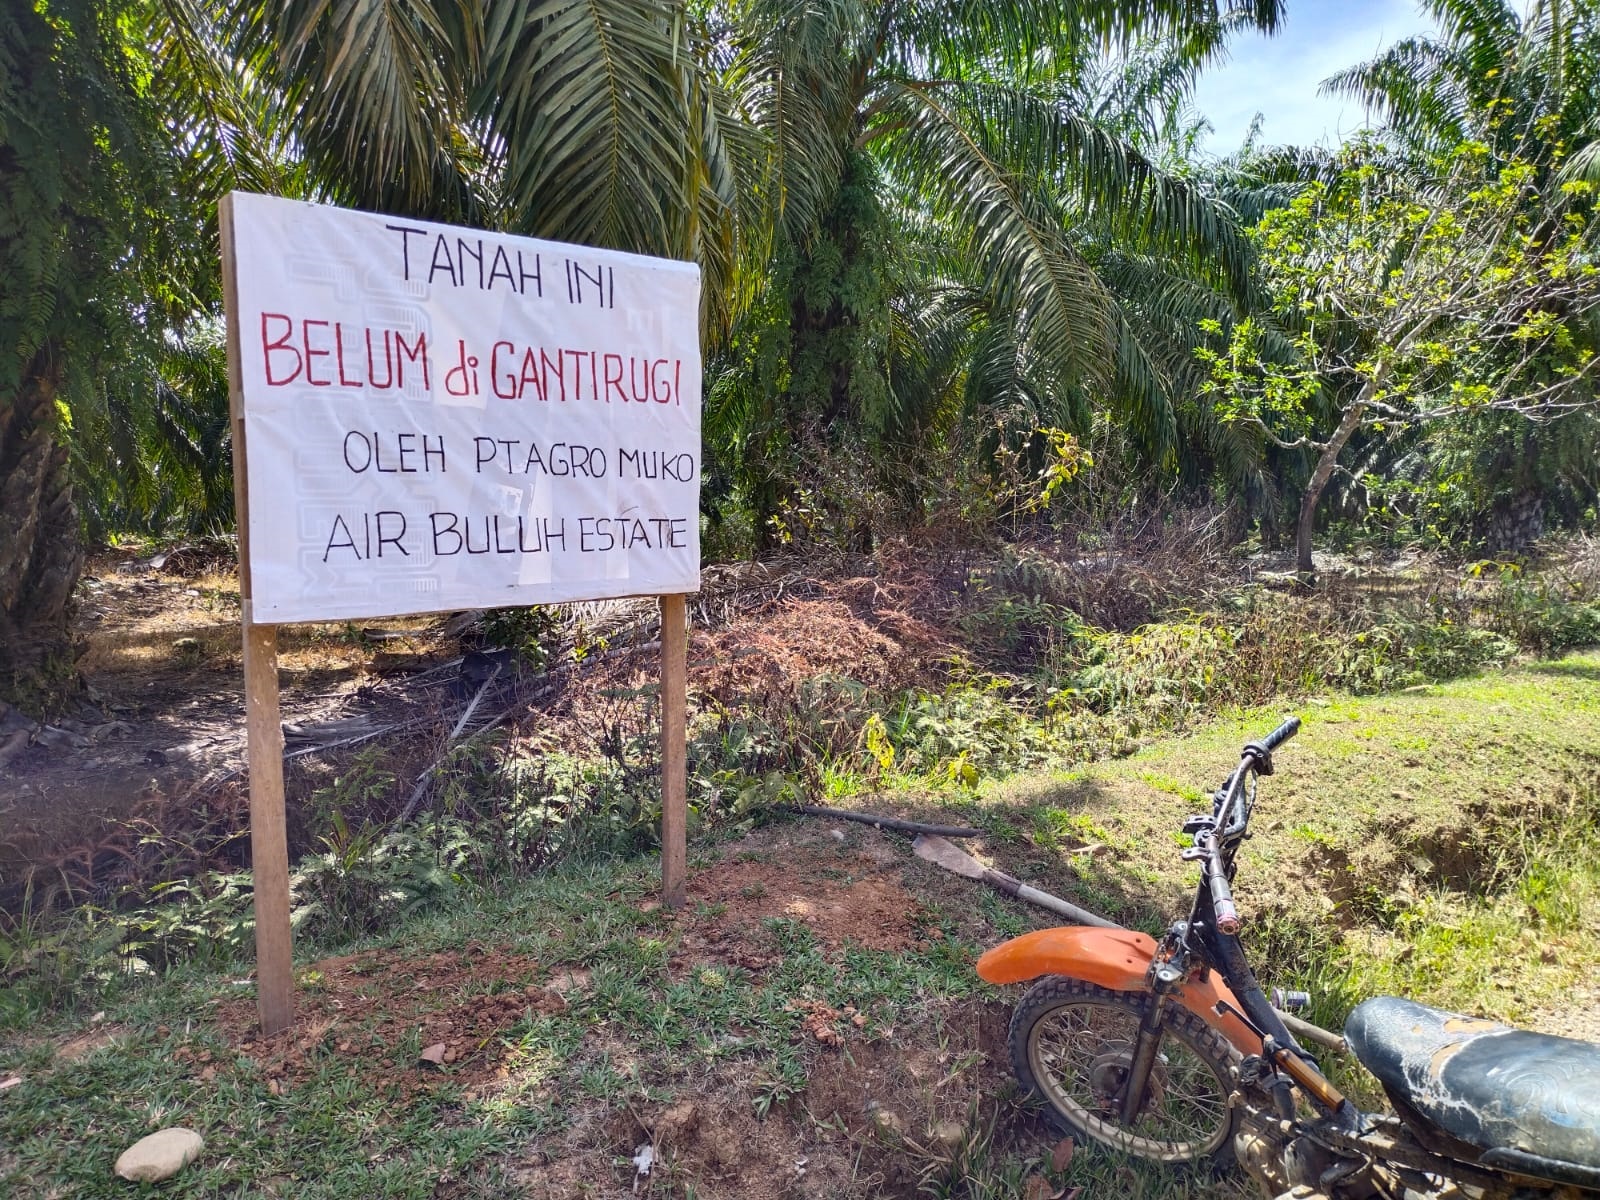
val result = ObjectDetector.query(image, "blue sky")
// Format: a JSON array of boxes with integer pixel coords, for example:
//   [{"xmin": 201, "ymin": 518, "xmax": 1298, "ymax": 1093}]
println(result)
[{"xmin": 1190, "ymin": 0, "xmax": 1439, "ymax": 153}]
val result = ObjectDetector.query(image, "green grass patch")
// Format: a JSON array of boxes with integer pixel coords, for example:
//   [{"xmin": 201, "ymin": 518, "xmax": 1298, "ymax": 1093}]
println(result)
[
  {"xmin": 6, "ymin": 653, "xmax": 1600, "ymax": 1198},
  {"xmin": 969, "ymin": 651, "xmax": 1600, "ymax": 1038}
]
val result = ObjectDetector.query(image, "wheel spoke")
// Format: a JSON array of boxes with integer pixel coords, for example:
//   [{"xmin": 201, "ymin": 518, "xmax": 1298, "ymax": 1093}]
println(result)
[{"xmin": 1025, "ymin": 997, "xmax": 1232, "ymax": 1161}]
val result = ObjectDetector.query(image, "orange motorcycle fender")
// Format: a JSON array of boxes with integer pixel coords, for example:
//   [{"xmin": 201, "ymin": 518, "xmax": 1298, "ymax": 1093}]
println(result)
[{"xmin": 976, "ymin": 926, "xmax": 1263, "ymax": 1056}]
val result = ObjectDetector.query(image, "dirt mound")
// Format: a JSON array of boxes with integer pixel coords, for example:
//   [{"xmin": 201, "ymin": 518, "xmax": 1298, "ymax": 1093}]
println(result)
[
  {"xmin": 216, "ymin": 947, "xmax": 559, "ymax": 1099},
  {"xmin": 694, "ymin": 591, "xmax": 954, "ymax": 707},
  {"xmin": 682, "ymin": 833, "xmax": 920, "ymax": 955}
]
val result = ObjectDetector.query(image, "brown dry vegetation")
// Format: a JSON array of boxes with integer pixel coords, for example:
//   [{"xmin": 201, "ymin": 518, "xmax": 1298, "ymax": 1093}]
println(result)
[
  {"xmin": 4, "ymin": 530, "xmax": 1600, "ymax": 1198},
  {"xmin": 7, "ymin": 525, "xmax": 1598, "ymax": 917}
]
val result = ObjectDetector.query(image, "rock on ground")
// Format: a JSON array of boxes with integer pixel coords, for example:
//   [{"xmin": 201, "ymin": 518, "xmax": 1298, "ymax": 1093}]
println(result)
[{"xmin": 114, "ymin": 1127, "xmax": 204, "ymax": 1183}]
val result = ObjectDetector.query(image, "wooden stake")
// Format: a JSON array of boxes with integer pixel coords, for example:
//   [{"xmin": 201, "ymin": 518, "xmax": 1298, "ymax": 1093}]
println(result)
[
  {"xmin": 221, "ymin": 194, "xmax": 295, "ymax": 1034},
  {"xmin": 659, "ymin": 593, "xmax": 688, "ymax": 908},
  {"xmin": 242, "ymin": 624, "xmax": 293, "ymax": 1033}
]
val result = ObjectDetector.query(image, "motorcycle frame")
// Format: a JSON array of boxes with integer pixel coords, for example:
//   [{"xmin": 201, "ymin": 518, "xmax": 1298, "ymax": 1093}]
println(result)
[
  {"xmin": 975, "ymin": 737, "xmax": 1590, "ymax": 1198},
  {"xmin": 976, "ymin": 921, "xmax": 1351, "ymax": 1117},
  {"xmin": 977, "ymin": 769, "xmax": 1351, "ymax": 1119}
]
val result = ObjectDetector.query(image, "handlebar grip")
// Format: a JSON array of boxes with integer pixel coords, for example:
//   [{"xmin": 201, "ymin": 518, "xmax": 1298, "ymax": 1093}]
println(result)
[
  {"xmin": 1203, "ymin": 838, "xmax": 1241, "ymax": 940},
  {"xmin": 1261, "ymin": 715, "xmax": 1301, "ymax": 752},
  {"xmin": 1208, "ymin": 860, "xmax": 1242, "ymax": 935}
]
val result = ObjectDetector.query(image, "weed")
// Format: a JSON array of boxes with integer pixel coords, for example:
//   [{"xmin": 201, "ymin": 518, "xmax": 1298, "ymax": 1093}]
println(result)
[
  {"xmin": 479, "ymin": 604, "xmax": 562, "ymax": 667},
  {"xmin": 821, "ymin": 764, "xmax": 867, "ymax": 799},
  {"xmin": 304, "ymin": 750, "xmax": 398, "ymax": 835},
  {"xmin": 752, "ymin": 1055, "xmax": 807, "ymax": 1117},
  {"xmin": 291, "ymin": 816, "xmax": 458, "ymax": 943},
  {"xmin": 0, "ymin": 888, "xmax": 131, "ymax": 1026},
  {"xmin": 122, "ymin": 871, "xmax": 257, "ymax": 969}
]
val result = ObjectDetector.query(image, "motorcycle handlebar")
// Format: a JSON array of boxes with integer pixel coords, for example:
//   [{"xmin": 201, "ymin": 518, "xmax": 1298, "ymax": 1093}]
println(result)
[
  {"xmin": 1206, "ymin": 842, "xmax": 1241, "ymax": 935},
  {"xmin": 1260, "ymin": 715, "xmax": 1301, "ymax": 754},
  {"xmin": 1203, "ymin": 716, "xmax": 1299, "ymax": 934}
]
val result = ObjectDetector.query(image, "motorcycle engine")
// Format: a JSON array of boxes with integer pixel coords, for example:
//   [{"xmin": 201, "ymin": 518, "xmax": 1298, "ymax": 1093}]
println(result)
[{"xmin": 1236, "ymin": 1111, "xmax": 1371, "ymax": 1200}]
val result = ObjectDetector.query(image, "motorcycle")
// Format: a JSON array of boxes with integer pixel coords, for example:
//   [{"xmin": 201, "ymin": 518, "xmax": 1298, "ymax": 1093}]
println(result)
[{"xmin": 976, "ymin": 716, "xmax": 1600, "ymax": 1199}]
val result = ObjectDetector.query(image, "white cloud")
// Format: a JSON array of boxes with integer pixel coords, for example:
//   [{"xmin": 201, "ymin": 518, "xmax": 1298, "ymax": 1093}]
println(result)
[{"xmin": 1191, "ymin": 0, "xmax": 1438, "ymax": 153}]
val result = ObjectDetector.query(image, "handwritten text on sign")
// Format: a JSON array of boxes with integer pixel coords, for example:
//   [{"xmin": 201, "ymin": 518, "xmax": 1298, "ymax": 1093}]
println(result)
[{"xmin": 229, "ymin": 192, "xmax": 702, "ymax": 623}]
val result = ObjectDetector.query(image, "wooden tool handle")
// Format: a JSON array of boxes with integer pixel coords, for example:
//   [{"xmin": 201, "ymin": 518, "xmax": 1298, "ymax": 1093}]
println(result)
[{"xmin": 1016, "ymin": 883, "xmax": 1119, "ymax": 928}]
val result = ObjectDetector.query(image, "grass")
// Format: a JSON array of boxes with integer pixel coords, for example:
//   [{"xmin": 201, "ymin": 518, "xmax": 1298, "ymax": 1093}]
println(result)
[
  {"xmin": 971, "ymin": 652, "xmax": 1600, "ymax": 1017},
  {"xmin": 0, "ymin": 845, "xmax": 997, "ymax": 1199},
  {"xmin": 5, "ymin": 652, "xmax": 1600, "ymax": 1198}
]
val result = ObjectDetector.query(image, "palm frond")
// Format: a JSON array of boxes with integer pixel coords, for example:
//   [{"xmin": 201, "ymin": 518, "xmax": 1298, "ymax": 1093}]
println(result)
[
  {"xmin": 1320, "ymin": 38, "xmax": 1471, "ymax": 152},
  {"xmin": 1556, "ymin": 137, "xmax": 1600, "ymax": 185},
  {"xmin": 890, "ymin": 0, "xmax": 1282, "ymax": 79},
  {"xmin": 229, "ymin": 0, "xmax": 486, "ymax": 221},
  {"xmin": 874, "ymin": 80, "xmax": 1121, "ymax": 419},
  {"xmin": 725, "ymin": 0, "xmax": 856, "ymax": 245},
  {"xmin": 482, "ymin": 0, "xmax": 695, "ymax": 253}
]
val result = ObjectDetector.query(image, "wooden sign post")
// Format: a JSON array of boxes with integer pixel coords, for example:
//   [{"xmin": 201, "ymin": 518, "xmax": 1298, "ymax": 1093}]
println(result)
[
  {"xmin": 221, "ymin": 197, "xmax": 295, "ymax": 1033},
  {"xmin": 220, "ymin": 193, "xmax": 701, "ymax": 1035},
  {"xmin": 658, "ymin": 594, "xmax": 688, "ymax": 908}
]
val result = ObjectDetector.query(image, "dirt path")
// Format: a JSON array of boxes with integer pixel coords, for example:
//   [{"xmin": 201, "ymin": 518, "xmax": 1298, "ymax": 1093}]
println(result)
[{"xmin": 1, "ymin": 551, "xmax": 449, "ymax": 895}]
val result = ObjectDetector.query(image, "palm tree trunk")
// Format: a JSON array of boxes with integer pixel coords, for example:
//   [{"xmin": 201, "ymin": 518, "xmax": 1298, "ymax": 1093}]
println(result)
[
  {"xmin": 0, "ymin": 347, "xmax": 84, "ymax": 708},
  {"xmin": 1295, "ymin": 383, "xmax": 1373, "ymax": 582}
]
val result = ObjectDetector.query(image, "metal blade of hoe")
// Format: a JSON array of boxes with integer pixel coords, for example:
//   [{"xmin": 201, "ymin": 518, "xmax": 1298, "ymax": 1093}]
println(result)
[{"xmin": 912, "ymin": 834, "xmax": 989, "ymax": 879}]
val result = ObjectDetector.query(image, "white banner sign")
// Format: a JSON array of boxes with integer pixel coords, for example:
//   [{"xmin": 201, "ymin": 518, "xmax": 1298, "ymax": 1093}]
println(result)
[{"xmin": 226, "ymin": 192, "xmax": 702, "ymax": 623}]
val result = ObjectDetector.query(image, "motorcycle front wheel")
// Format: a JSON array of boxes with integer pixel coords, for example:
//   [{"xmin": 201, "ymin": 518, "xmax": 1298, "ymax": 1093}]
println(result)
[{"xmin": 1009, "ymin": 976, "xmax": 1239, "ymax": 1168}]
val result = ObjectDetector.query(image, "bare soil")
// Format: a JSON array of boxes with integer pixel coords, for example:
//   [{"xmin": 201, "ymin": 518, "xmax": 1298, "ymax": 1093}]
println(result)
[
  {"xmin": 2, "ymin": 548, "xmax": 449, "ymax": 891},
  {"xmin": 1, "ymin": 544, "xmax": 971, "ymax": 912},
  {"xmin": 683, "ymin": 842, "xmax": 920, "ymax": 955},
  {"xmin": 483, "ymin": 829, "xmax": 1024, "ymax": 1200},
  {"xmin": 214, "ymin": 946, "xmax": 561, "ymax": 1100},
  {"xmin": 172, "ymin": 825, "xmax": 1022, "ymax": 1200}
]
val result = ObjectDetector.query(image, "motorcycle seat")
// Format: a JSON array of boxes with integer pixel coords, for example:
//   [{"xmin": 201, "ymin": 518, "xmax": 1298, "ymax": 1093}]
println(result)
[{"xmin": 1345, "ymin": 996, "xmax": 1600, "ymax": 1183}]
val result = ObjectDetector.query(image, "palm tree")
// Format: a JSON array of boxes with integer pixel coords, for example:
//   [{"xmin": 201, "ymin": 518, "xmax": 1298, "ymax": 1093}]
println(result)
[
  {"xmin": 712, "ymin": 1, "xmax": 1285, "ymax": 545},
  {"xmin": 1, "ymin": 0, "xmax": 175, "ymax": 708},
  {"xmin": 199, "ymin": 0, "xmax": 757, "ymax": 333},
  {"xmin": 5, "ymin": 0, "xmax": 755, "ymax": 707},
  {"xmin": 1323, "ymin": 0, "xmax": 1600, "ymax": 174}
]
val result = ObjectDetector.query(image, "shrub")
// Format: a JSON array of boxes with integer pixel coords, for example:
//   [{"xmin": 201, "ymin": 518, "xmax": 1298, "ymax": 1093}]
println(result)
[
  {"xmin": 878, "ymin": 680, "xmax": 1056, "ymax": 783},
  {"xmin": 1480, "ymin": 573, "xmax": 1600, "ymax": 657},
  {"xmin": 290, "ymin": 814, "xmax": 459, "ymax": 942}
]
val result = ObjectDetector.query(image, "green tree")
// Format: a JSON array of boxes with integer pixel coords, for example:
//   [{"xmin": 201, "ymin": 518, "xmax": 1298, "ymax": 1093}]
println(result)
[
  {"xmin": 1319, "ymin": 0, "xmax": 1600, "ymax": 548},
  {"xmin": 1198, "ymin": 140, "xmax": 1600, "ymax": 578},
  {"xmin": 0, "ymin": 0, "xmax": 174, "ymax": 707},
  {"xmin": 713, "ymin": 1, "xmax": 1285, "ymax": 548}
]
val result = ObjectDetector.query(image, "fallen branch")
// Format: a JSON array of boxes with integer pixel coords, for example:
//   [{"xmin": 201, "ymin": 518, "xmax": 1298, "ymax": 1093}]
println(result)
[
  {"xmin": 282, "ymin": 714, "xmax": 438, "ymax": 764},
  {"xmin": 390, "ymin": 665, "xmax": 500, "ymax": 830},
  {"xmin": 786, "ymin": 805, "xmax": 981, "ymax": 838},
  {"xmin": 388, "ymin": 638, "xmax": 664, "ymax": 832}
]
